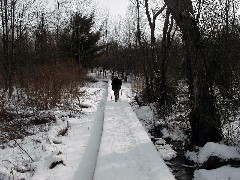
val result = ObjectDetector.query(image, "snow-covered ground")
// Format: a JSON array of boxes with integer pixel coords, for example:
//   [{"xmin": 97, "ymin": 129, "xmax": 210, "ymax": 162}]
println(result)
[
  {"xmin": 185, "ymin": 142, "xmax": 240, "ymax": 180},
  {"xmin": 134, "ymin": 106, "xmax": 177, "ymax": 161},
  {"xmin": 0, "ymin": 81, "xmax": 108, "ymax": 180},
  {"xmin": 0, "ymin": 78, "xmax": 175, "ymax": 180},
  {"xmin": 132, "ymin": 80, "xmax": 240, "ymax": 180},
  {"xmin": 1, "ymin": 75, "xmax": 240, "ymax": 180},
  {"xmin": 194, "ymin": 166, "xmax": 240, "ymax": 180}
]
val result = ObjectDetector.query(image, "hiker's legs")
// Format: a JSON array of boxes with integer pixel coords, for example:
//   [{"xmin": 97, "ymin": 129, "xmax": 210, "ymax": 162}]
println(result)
[
  {"xmin": 114, "ymin": 90, "xmax": 117, "ymax": 101},
  {"xmin": 114, "ymin": 90, "xmax": 120, "ymax": 102},
  {"xmin": 116, "ymin": 90, "xmax": 119, "ymax": 100}
]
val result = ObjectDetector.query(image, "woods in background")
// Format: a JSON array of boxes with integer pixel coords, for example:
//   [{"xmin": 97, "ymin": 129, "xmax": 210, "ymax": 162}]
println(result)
[
  {"xmin": 0, "ymin": 0, "xmax": 103, "ymax": 109},
  {"xmin": 97, "ymin": 0, "xmax": 240, "ymax": 146},
  {"xmin": 0, "ymin": 0, "xmax": 240, "ymax": 146}
]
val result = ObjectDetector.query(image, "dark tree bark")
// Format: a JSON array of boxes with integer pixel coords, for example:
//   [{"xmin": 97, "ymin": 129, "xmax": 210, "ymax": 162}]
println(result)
[
  {"xmin": 164, "ymin": 0, "xmax": 222, "ymax": 146},
  {"xmin": 135, "ymin": 0, "xmax": 151, "ymax": 101},
  {"xmin": 1, "ymin": 0, "xmax": 11, "ymax": 94},
  {"xmin": 160, "ymin": 9, "xmax": 170, "ymax": 106},
  {"xmin": 144, "ymin": 0, "xmax": 166, "ymax": 102},
  {"xmin": 8, "ymin": 0, "xmax": 17, "ymax": 97}
]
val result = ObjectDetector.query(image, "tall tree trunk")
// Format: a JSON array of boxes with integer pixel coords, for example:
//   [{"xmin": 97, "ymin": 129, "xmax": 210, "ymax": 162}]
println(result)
[
  {"xmin": 160, "ymin": 9, "xmax": 170, "ymax": 106},
  {"xmin": 2, "ymin": 0, "xmax": 10, "ymax": 93},
  {"xmin": 164, "ymin": 0, "xmax": 222, "ymax": 146},
  {"xmin": 144, "ymin": 0, "xmax": 166, "ymax": 102},
  {"xmin": 135, "ymin": 0, "xmax": 151, "ymax": 101},
  {"xmin": 9, "ymin": 0, "xmax": 16, "ymax": 97}
]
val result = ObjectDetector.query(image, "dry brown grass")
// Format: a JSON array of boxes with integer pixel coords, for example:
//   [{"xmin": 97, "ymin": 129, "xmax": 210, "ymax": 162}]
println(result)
[{"xmin": 17, "ymin": 61, "xmax": 87, "ymax": 110}]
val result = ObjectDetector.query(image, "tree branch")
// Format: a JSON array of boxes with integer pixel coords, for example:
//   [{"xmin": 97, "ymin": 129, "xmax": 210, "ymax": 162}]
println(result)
[
  {"xmin": 144, "ymin": 0, "xmax": 153, "ymax": 28},
  {"xmin": 153, "ymin": 4, "xmax": 166, "ymax": 20},
  {"xmin": 14, "ymin": 139, "xmax": 34, "ymax": 163}
]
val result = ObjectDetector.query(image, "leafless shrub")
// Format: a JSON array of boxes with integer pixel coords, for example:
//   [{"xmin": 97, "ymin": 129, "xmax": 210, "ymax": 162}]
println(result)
[
  {"xmin": 0, "ymin": 110, "xmax": 56, "ymax": 144},
  {"xmin": 0, "ymin": 60, "xmax": 88, "ymax": 144},
  {"xmin": 16, "ymin": 61, "xmax": 87, "ymax": 110}
]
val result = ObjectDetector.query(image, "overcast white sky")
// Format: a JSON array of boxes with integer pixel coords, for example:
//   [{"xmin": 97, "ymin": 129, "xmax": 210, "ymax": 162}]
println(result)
[
  {"xmin": 47, "ymin": 0, "xmax": 129, "ymax": 17},
  {"xmin": 96, "ymin": 0, "xmax": 129, "ymax": 17}
]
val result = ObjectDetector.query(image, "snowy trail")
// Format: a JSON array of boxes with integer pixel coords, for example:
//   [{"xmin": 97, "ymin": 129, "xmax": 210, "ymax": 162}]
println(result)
[
  {"xmin": 0, "ymin": 80, "xmax": 174, "ymax": 180},
  {"xmin": 29, "ymin": 82, "xmax": 109, "ymax": 180},
  {"xmin": 2, "ymin": 78, "xmax": 239, "ymax": 180},
  {"xmin": 93, "ymin": 82, "xmax": 175, "ymax": 180},
  {"xmin": 72, "ymin": 85, "xmax": 108, "ymax": 180}
]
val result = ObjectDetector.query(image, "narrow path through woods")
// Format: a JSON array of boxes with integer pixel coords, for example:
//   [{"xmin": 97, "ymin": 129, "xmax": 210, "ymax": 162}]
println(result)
[{"xmin": 93, "ymin": 81, "xmax": 175, "ymax": 180}]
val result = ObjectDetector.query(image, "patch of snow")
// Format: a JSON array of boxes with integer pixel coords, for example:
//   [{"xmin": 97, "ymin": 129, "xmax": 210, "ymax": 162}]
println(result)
[
  {"xmin": 198, "ymin": 142, "xmax": 240, "ymax": 164},
  {"xmin": 134, "ymin": 105, "xmax": 154, "ymax": 133},
  {"xmin": 155, "ymin": 138, "xmax": 177, "ymax": 161},
  {"xmin": 135, "ymin": 106, "xmax": 154, "ymax": 122},
  {"xmin": 185, "ymin": 150, "xmax": 198, "ymax": 163},
  {"xmin": 194, "ymin": 166, "xmax": 240, "ymax": 180},
  {"xmin": 133, "ymin": 102, "xmax": 177, "ymax": 161}
]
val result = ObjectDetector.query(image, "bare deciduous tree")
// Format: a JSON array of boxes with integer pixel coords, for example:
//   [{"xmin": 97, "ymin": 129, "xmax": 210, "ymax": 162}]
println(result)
[{"xmin": 164, "ymin": 0, "xmax": 222, "ymax": 146}]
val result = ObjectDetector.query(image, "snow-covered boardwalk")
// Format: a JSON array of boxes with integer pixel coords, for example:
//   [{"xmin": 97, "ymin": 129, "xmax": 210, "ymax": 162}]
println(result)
[
  {"xmin": 0, "ymin": 80, "xmax": 175, "ymax": 180},
  {"xmin": 93, "ymin": 82, "xmax": 175, "ymax": 180}
]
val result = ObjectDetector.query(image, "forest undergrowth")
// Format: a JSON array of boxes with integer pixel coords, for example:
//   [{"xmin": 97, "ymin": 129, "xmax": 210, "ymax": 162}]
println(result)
[
  {"xmin": 0, "ymin": 61, "xmax": 90, "ymax": 145},
  {"xmin": 131, "ymin": 75, "xmax": 240, "ymax": 179}
]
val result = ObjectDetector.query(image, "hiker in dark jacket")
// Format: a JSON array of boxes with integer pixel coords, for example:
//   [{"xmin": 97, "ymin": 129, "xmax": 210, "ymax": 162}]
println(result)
[{"xmin": 111, "ymin": 76, "xmax": 122, "ymax": 102}]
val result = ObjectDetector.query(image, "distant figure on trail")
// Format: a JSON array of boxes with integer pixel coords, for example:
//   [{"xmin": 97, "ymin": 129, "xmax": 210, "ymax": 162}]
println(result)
[{"xmin": 111, "ymin": 76, "xmax": 122, "ymax": 102}]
